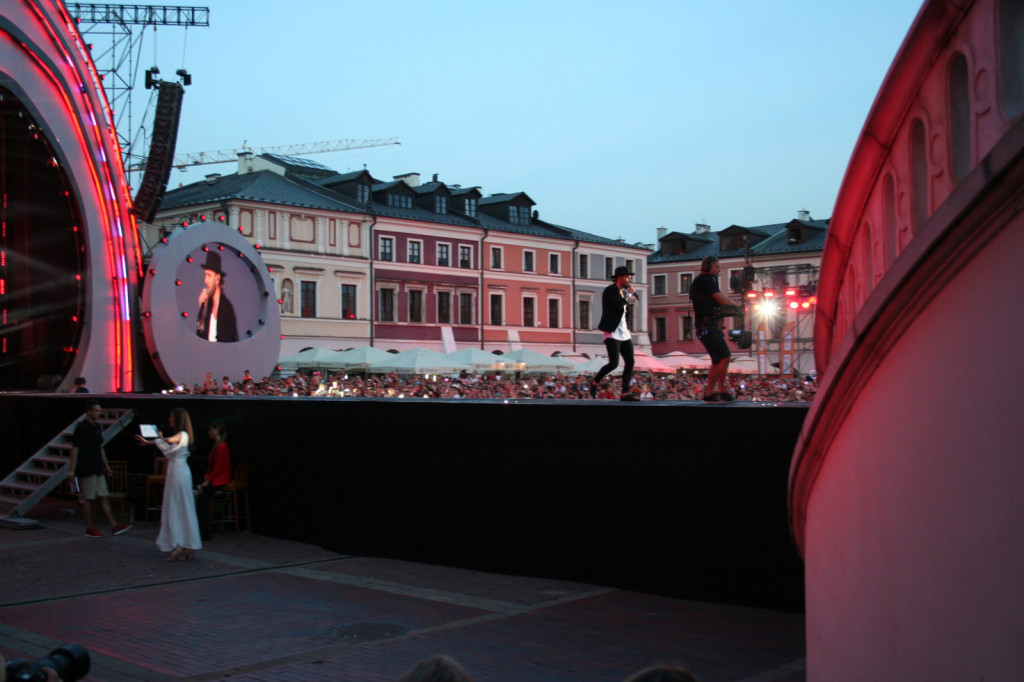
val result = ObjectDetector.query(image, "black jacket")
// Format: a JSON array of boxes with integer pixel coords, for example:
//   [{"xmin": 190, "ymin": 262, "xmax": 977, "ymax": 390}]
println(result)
[{"xmin": 597, "ymin": 282, "xmax": 635, "ymax": 333}]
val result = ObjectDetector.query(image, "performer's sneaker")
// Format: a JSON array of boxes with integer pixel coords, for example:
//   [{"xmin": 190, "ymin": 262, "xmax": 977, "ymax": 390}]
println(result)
[
  {"xmin": 84, "ymin": 527, "xmax": 104, "ymax": 538},
  {"xmin": 620, "ymin": 394, "xmax": 640, "ymax": 402},
  {"xmin": 702, "ymin": 393, "xmax": 722, "ymax": 402},
  {"xmin": 112, "ymin": 523, "xmax": 132, "ymax": 536},
  {"xmin": 717, "ymin": 392, "xmax": 735, "ymax": 402},
  {"xmin": 589, "ymin": 381, "xmax": 599, "ymax": 399}
]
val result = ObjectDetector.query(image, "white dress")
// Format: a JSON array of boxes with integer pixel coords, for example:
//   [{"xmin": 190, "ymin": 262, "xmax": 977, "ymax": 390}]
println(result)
[{"xmin": 154, "ymin": 431, "xmax": 203, "ymax": 552}]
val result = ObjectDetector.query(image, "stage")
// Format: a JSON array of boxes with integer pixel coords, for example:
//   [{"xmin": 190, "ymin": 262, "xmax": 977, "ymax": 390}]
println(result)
[{"xmin": 1, "ymin": 395, "xmax": 807, "ymax": 612}]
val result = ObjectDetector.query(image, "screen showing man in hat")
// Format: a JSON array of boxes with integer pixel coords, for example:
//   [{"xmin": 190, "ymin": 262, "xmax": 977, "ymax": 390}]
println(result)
[{"xmin": 196, "ymin": 251, "xmax": 239, "ymax": 342}]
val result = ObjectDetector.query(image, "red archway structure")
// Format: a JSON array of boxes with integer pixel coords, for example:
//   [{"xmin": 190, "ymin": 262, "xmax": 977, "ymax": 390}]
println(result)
[{"xmin": 0, "ymin": 0, "xmax": 140, "ymax": 392}]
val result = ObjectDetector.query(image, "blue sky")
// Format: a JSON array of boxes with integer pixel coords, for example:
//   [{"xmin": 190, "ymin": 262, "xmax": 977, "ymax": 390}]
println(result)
[{"xmin": 125, "ymin": 0, "xmax": 924, "ymax": 246}]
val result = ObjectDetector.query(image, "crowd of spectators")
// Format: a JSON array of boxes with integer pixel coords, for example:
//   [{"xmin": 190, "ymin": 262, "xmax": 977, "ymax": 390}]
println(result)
[{"xmin": 167, "ymin": 369, "xmax": 817, "ymax": 403}]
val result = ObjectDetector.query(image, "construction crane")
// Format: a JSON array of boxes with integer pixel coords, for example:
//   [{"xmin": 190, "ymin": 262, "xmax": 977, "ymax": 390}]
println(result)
[{"xmin": 170, "ymin": 138, "xmax": 402, "ymax": 170}]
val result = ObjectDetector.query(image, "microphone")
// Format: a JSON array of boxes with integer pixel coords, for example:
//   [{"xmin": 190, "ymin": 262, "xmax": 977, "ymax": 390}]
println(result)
[{"xmin": 197, "ymin": 288, "xmax": 209, "ymax": 334}]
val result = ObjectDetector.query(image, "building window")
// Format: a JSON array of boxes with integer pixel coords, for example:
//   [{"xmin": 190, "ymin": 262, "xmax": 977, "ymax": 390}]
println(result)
[
  {"xmin": 605, "ymin": 257, "xmax": 614, "ymax": 279},
  {"xmin": 459, "ymin": 293, "xmax": 473, "ymax": 324},
  {"xmin": 490, "ymin": 294, "xmax": 503, "ymax": 325},
  {"xmin": 653, "ymin": 274, "xmax": 667, "ymax": 296},
  {"xmin": 435, "ymin": 195, "xmax": 448, "ymax": 214},
  {"xmin": 579, "ymin": 300, "xmax": 590, "ymax": 330},
  {"xmin": 679, "ymin": 273, "xmax": 692, "ymax": 294},
  {"xmin": 491, "ymin": 247, "xmax": 502, "ymax": 269},
  {"xmin": 626, "ymin": 259, "xmax": 636, "ymax": 279},
  {"xmin": 438, "ymin": 292, "xmax": 451, "ymax": 324},
  {"xmin": 300, "ymin": 281, "xmax": 316, "ymax": 318},
  {"xmin": 387, "ymin": 193, "xmax": 413, "ymax": 209},
  {"xmin": 509, "ymin": 205, "xmax": 530, "ymax": 225},
  {"xmin": 356, "ymin": 184, "xmax": 370, "ymax": 203},
  {"xmin": 949, "ymin": 53, "xmax": 971, "ymax": 182},
  {"xmin": 459, "ymin": 245, "xmax": 472, "ymax": 269},
  {"xmin": 280, "ymin": 278, "xmax": 294, "ymax": 315},
  {"xmin": 682, "ymin": 316, "xmax": 693, "ymax": 341},
  {"xmin": 523, "ymin": 251, "xmax": 535, "ymax": 272},
  {"xmin": 579, "ymin": 254, "xmax": 588, "ymax": 279},
  {"xmin": 465, "ymin": 198, "xmax": 477, "ymax": 218},
  {"xmin": 408, "ymin": 240, "xmax": 422, "ymax": 264},
  {"xmin": 548, "ymin": 298, "xmax": 559, "ymax": 328},
  {"xmin": 549, "ymin": 253, "xmax": 560, "ymax": 274},
  {"xmin": 341, "ymin": 284, "xmax": 356, "ymax": 319},
  {"xmin": 379, "ymin": 236, "xmax": 393, "ymax": 261},
  {"xmin": 409, "ymin": 290, "xmax": 423, "ymax": 323},
  {"xmin": 523, "ymin": 297, "xmax": 535, "ymax": 327},
  {"xmin": 379, "ymin": 288, "xmax": 395, "ymax": 322},
  {"xmin": 437, "ymin": 243, "xmax": 450, "ymax": 267},
  {"xmin": 654, "ymin": 317, "xmax": 666, "ymax": 342}
]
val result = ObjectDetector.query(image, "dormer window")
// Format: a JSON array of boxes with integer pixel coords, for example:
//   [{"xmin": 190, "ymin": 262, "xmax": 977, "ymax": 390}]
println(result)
[
  {"xmin": 435, "ymin": 195, "xmax": 448, "ymax": 214},
  {"xmin": 720, "ymin": 233, "xmax": 745, "ymax": 251},
  {"xmin": 388, "ymin": 194, "xmax": 413, "ymax": 209},
  {"xmin": 356, "ymin": 184, "xmax": 370, "ymax": 204},
  {"xmin": 509, "ymin": 205, "xmax": 530, "ymax": 225},
  {"xmin": 788, "ymin": 225, "xmax": 803, "ymax": 243},
  {"xmin": 465, "ymin": 198, "xmax": 477, "ymax": 218}
]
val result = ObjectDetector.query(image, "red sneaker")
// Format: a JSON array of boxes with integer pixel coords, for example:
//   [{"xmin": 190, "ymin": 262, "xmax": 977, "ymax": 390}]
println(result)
[
  {"xmin": 84, "ymin": 527, "xmax": 104, "ymax": 538},
  {"xmin": 112, "ymin": 523, "xmax": 132, "ymax": 536}
]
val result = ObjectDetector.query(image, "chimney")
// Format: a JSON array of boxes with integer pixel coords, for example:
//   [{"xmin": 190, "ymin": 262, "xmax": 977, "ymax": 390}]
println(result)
[
  {"xmin": 797, "ymin": 209, "xmax": 811, "ymax": 221},
  {"xmin": 237, "ymin": 151, "xmax": 254, "ymax": 174},
  {"xmin": 394, "ymin": 172, "xmax": 421, "ymax": 187},
  {"xmin": 694, "ymin": 223, "xmax": 711, "ymax": 234},
  {"xmin": 656, "ymin": 226, "xmax": 667, "ymax": 241}
]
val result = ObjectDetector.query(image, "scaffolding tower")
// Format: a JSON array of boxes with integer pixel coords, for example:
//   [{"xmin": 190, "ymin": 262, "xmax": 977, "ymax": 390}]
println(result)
[{"xmin": 66, "ymin": 3, "xmax": 209, "ymax": 178}]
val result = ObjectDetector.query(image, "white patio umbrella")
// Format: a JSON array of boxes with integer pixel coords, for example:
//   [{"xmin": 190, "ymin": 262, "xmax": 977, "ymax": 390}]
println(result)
[
  {"xmin": 366, "ymin": 348, "xmax": 472, "ymax": 374},
  {"xmin": 729, "ymin": 356, "xmax": 760, "ymax": 374},
  {"xmin": 659, "ymin": 353, "xmax": 709, "ymax": 369},
  {"xmin": 575, "ymin": 356, "xmax": 621, "ymax": 375},
  {"xmin": 500, "ymin": 348, "xmax": 579, "ymax": 373},
  {"xmin": 331, "ymin": 346, "xmax": 394, "ymax": 371},
  {"xmin": 277, "ymin": 347, "xmax": 348, "ymax": 371},
  {"xmin": 446, "ymin": 348, "xmax": 506, "ymax": 373},
  {"xmin": 630, "ymin": 352, "xmax": 676, "ymax": 374}
]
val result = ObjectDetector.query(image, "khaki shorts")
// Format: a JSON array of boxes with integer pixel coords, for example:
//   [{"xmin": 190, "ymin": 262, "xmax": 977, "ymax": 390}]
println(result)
[{"xmin": 79, "ymin": 474, "xmax": 109, "ymax": 500}]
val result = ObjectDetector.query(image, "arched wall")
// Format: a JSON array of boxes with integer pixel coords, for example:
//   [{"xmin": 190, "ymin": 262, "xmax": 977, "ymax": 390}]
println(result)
[
  {"xmin": 792, "ymin": 0, "xmax": 1024, "ymax": 678},
  {"xmin": 0, "ymin": 0, "xmax": 140, "ymax": 392}
]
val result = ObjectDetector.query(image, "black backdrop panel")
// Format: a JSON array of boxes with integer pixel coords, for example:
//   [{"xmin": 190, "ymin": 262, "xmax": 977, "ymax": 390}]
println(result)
[{"xmin": 1, "ymin": 395, "xmax": 806, "ymax": 612}]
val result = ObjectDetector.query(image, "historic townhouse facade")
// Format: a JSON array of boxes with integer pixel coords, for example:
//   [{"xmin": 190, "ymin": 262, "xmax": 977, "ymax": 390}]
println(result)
[
  {"xmin": 646, "ymin": 212, "xmax": 828, "ymax": 373},
  {"xmin": 148, "ymin": 154, "xmax": 649, "ymax": 357}
]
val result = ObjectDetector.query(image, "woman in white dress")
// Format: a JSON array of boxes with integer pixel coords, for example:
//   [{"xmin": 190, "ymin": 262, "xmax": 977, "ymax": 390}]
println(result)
[{"xmin": 137, "ymin": 407, "xmax": 202, "ymax": 561}]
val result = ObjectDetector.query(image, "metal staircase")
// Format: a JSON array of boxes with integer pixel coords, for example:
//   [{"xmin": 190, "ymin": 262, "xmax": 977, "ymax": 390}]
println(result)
[{"xmin": 0, "ymin": 408, "xmax": 135, "ymax": 529}]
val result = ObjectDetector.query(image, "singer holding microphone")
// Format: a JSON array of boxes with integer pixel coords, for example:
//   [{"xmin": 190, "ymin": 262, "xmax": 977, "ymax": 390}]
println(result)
[
  {"xmin": 590, "ymin": 265, "xmax": 640, "ymax": 401},
  {"xmin": 196, "ymin": 251, "xmax": 239, "ymax": 343}
]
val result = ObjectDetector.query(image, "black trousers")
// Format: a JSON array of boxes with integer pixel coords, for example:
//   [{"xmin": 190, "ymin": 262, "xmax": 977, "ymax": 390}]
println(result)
[{"xmin": 595, "ymin": 337, "xmax": 635, "ymax": 393}]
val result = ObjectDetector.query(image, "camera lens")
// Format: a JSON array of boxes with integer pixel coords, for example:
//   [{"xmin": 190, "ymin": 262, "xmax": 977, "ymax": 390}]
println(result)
[{"xmin": 42, "ymin": 643, "xmax": 91, "ymax": 682}]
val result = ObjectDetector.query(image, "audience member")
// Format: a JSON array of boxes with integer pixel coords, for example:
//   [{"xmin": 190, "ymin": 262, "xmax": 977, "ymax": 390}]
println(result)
[{"xmin": 154, "ymin": 368, "xmax": 817, "ymax": 403}]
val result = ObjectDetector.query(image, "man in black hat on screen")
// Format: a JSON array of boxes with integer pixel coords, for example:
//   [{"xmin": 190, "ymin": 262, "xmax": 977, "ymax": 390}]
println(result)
[
  {"xmin": 590, "ymin": 265, "xmax": 639, "ymax": 401},
  {"xmin": 196, "ymin": 250, "xmax": 238, "ymax": 343}
]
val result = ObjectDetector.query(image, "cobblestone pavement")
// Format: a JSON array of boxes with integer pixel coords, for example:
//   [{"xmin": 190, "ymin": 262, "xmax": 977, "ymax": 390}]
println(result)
[{"xmin": 0, "ymin": 499, "xmax": 805, "ymax": 682}]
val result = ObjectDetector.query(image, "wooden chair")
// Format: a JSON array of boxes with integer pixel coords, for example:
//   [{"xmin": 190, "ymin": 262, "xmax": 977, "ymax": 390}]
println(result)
[
  {"xmin": 106, "ymin": 461, "xmax": 129, "ymax": 517},
  {"xmin": 212, "ymin": 464, "xmax": 250, "ymax": 535},
  {"xmin": 144, "ymin": 458, "xmax": 168, "ymax": 527}
]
